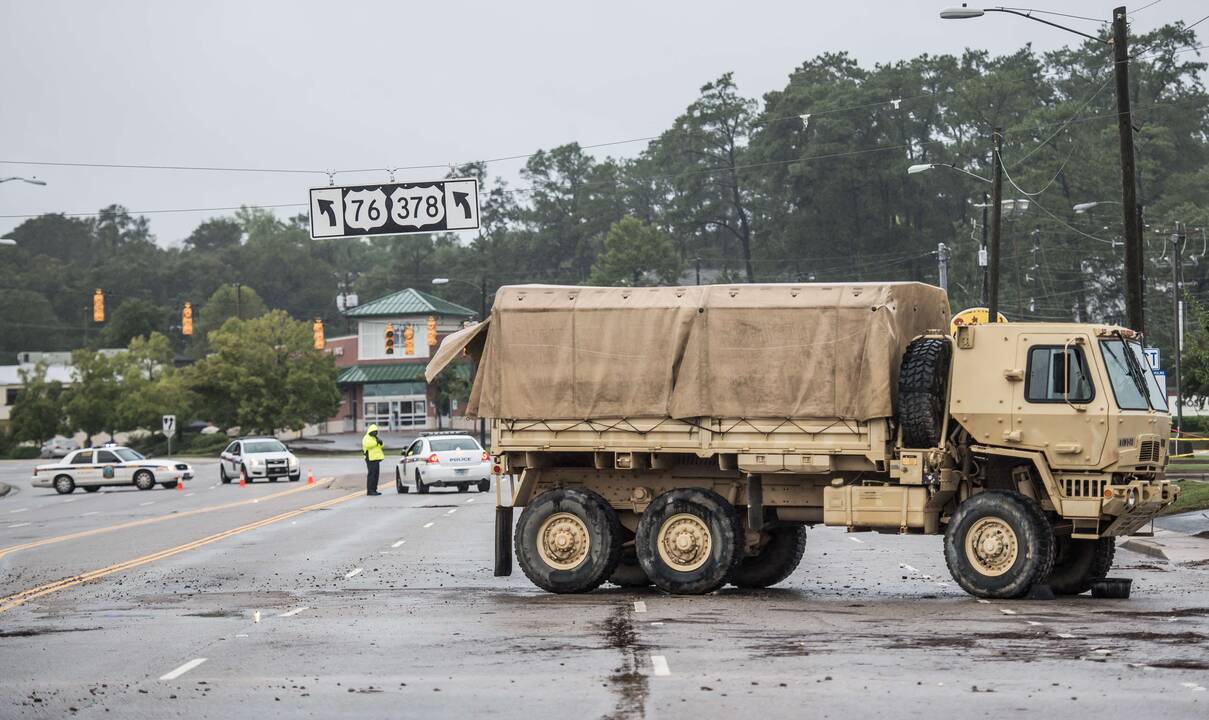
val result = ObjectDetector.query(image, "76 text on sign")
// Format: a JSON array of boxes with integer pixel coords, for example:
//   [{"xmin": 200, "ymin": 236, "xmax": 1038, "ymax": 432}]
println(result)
[{"xmin": 309, "ymin": 178, "xmax": 479, "ymax": 239}]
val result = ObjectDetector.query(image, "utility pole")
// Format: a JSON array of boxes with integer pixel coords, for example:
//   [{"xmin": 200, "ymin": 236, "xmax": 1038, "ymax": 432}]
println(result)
[
  {"xmin": 1029, "ymin": 227, "xmax": 1040, "ymax": 315},
  {"xmin": 936, "ymin": 242, "xmax": 949, "ymax": 293},
  {"xmin": 695, "ymin": 257, "xmax": 702, "ymax": 286},
  {"xmin": 479, "ymin": 276, "xmax": 487, "ymax": 448},
  {"xmin": 234, "ymin": 282, "xmax": 243, "ymax": 320},
  {"xmin": 989, "ymin": 128, "xmax": 1004, "ymax": 322},
  {"xmin": 1113, "ymin": 6, "xmax": 1143, "ymax": 333},
  {"xmin": 1172, "ymin": 223, "xmax": 1185, "ymax": 444},
  {"xmin": 980, "ymin": 191, "xmax": 989, "ymax": 306}
]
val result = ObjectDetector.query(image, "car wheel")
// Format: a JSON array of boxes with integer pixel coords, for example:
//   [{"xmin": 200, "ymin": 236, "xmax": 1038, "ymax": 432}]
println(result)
[
  {"xmin": 514, "ymin": 487, "xmax": 623, "ymax": 594},
  {"xmin": 396, "ymin": 474, "xmax": 408, "ymax": 494},
  {"xmin": 943, "ymin": 491, "xmax": 1054, "ymax": 599},
  {"xmin": 636, "ymin": 488, "xmax": 743, "ymax": 595},
  {"xmin": 415, "ymin": 470, "xmax": 429, "ymax": 494},
  {"xmin": 478, "ymin": 479, "xmax": 490, "ymax": 493},
  {"xmin": 83, "ymin": 485, "xmax": 100, "ymax": 493},
  {"xmin": 220, "ymin": 466, "xmax": 230, "ymax": 484},
  {"xmin": 240, "ymin": 465, "xmax": 250, "ymax": 484},
  {"xmin": 53, "ymin": 475, "xmax": 76, "ymax": 495},
  {"xmin": 134, "ymin": 470, "xmax": 157, "ymax": 491},
  {"xmin": 160, "ymin": 483, "xmax": 176, "ymax": 489}
]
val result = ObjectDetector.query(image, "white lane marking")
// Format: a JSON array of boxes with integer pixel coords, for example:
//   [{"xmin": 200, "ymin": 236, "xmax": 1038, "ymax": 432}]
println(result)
[
  {"xmin": 1026, "ymin": 621, "xmax": 1044, "ymax": 626},
  {"xmin": 63, "ymin": 498, "xmax": 78, "ymax": 504},
  {"xmin": 9, "ymin": 508, "xmax": 28, "ymax": 514},
  {"xmin": 847, "ymin": 536, "xmax": 863, "ymax": 544},
  {"xmin": 633, "ymin": 601, "xmax": 647, "ymax": 613},
  {"xmin": 1057, "ymin": 632, "xmax": 1076, "ymax": 639},
  {"xmin": 344, "ymin": 567, "xmax": 363, "ymax": 579},
  {"xmin": 899, "ymin": 563, "xmax": 919, "ymax": 574},
  {"xmin": 139, "ymin": 501, "xmax": 155, "ymax": 507},
  {"xmin": 8, "ymin": 522, "xmax": 31, "ymax": 528},
  {"xmin": 650, "ymin": 621, "xmax": 664, "ymax": 626},
  {"xmin": 1181, "ymin": 682, "xmax": 1206, "ymax": 692},
  {"xmin": 976, "ymin": 599, "xmax": 991, "ymax": 604},
  {"xmin": 466, "ymin": 498, "xmax": 475, "ymax": 503},
  {"xmin": 423, "ymin": 522, "xmax": 434, "ymax": 528},
  {"xmin": 651, "ymin": 655, "xmax": 671, "ymax": 676},
  {"xmin": 160, "ymin": 658, "xmax": 207, "ymax": 681},
  {"xmin": 278, "ymin": 606, "xmax": 309, "ymax": 618},
  {"xmin": 185, "ymin": 492, "xmax": 194, "ymax": 497},
  {"xmin": 446, "ymin": 508, "xmax": 457, "ymax": 515},
  {"xmin": 1000, "ymin": 608, "xmax": 1017, "ymax": 615},
  {"xmin": 253, "ymin": 611, "xmax": 261, "ymax": 623},
  {"xmin": 81, "ymin": 511, "xmax": 99, "ymax": 516},
  {"xmin": 391, "ymin": 540, "xmax": 406, "ymax": 548}
]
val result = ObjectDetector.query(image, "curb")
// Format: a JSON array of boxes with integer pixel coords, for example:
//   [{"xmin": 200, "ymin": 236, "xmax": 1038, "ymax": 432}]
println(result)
[
  {"xmin": 1119, "ymin": 538, "xmax": 1169, "ymax": 561},
  {"xmin": 0, "ymin": 481, "xmax": 13, "ymax": 498}
]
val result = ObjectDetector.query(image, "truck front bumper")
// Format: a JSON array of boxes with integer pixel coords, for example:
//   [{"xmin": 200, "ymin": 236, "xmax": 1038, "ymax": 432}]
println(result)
[{"xmin": 1099, "ymin": 480, "xmax": 1179, "ymax": 536}]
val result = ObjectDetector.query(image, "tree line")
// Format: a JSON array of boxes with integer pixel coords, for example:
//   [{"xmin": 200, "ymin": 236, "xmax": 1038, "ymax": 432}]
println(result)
[{"xmin": 1, "ymin": 22, "xmax": 1206, "ymax": 390}]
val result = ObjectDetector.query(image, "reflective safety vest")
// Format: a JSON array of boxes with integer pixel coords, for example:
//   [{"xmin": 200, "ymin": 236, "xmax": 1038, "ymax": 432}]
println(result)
[{"xmin": 362, "ymin": 429, "xmax": 385, "ymax": 462}]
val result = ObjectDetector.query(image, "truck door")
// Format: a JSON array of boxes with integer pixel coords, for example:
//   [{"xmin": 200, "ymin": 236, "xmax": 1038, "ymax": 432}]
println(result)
[{"xmin": 1012, "ymin": 333, "xmax": 1108, "ymax": 467}]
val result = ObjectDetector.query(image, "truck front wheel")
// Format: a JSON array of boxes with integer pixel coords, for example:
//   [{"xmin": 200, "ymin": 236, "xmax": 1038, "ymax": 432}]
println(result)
[
  {"xmin": 943, "ymin": 491, "xmax": 1054, "ymax": 599},
  {"xmin": 729, "ymin": 526, "xmax": 807, "ymax": 589},
  {"xmin": 1045, "ymin": 537, "xmax": 1115, "ymax": 595},
  {"xmin": 636, "ymin": 488, "xmax": 742, "ymax": 595},
  {"xmin": 514, "ymin": 488, "xmax": 622, "ymax": 594}
]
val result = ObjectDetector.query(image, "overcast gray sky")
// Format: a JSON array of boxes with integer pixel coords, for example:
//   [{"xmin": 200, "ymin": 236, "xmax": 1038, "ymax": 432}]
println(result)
[{"xmin": 1, "ymin": 0, "xmax": 1203, "ymax": 245}]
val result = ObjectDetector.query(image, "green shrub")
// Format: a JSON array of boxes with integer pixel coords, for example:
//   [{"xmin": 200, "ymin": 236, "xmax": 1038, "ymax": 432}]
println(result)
[
  {"xmin": 187, "ymin": 433, "xmax": 231, "ymax": 454},
  {"xmin": 4, "ymin": 446, "xmax": 41, "ymax": 460}
]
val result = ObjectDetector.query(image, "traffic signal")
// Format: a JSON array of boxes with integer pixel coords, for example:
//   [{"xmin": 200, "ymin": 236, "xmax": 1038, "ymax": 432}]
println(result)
[
  {"xmin": 427, "ymin": 315, "xmax": 438, "ymax": 347},
  {"xmin": 312, "ymin": 318, "xmax": 325, "ymax": 350},
  {"xmin": 92, "ymin": 289, "xmax": 105, "ymax": 323},
  {"xmin": 403, "ymin": 324, "xmax": 415, "ymax": 355},
  {"xmin": 182, "ymin": 302, "xmax": 193, "ymax": 336},
  {"xmin": 384, "ymin": 323, "xmax": 395, "ymax": 355}
]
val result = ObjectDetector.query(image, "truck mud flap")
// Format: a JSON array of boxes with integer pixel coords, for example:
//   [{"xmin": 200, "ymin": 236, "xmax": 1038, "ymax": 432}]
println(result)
[
  {"xmin": 494, "ymin": 505, "xmax": 514, "ymax": 576},
  {"xmin": 747, "ymin": 475, "xmax": 764, "ymax": 532}
]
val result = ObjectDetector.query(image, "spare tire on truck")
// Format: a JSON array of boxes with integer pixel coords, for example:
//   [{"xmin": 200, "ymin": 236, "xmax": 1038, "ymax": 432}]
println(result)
[{"xmin": 897, "ymin": 337, "xmax": 952, "ymax": 448}]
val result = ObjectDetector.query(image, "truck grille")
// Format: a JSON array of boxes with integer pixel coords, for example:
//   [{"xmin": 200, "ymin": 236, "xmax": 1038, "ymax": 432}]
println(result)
[
  {"xmin": 1137, "ymin": 440, "xmax": 1161, "ymax": 464},
  {"xmin": 1062, "ymin": 477, "xmax": 1106, "ymax": 498}
]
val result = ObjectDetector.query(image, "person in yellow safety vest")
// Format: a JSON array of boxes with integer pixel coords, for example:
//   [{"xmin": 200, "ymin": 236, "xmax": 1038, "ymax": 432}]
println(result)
[{"xmin": 362, "ymin": 424, "xmax": 385, "ymax": 496}]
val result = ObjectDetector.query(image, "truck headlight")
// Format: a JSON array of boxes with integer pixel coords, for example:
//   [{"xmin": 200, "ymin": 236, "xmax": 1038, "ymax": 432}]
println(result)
[{"xmin": 1126, "ymin": 487, "xmax": 1138, "ymax": 510}]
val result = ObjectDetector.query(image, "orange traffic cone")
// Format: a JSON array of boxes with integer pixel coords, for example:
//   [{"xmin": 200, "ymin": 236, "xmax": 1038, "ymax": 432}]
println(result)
[
  {"xmin": 306, "ymin": 470, "xmax": 315, "ymax": 486},
  {"xmin": 239, "ymin": 468, "xmax": 247, "ymax": 488},
  {"xmin": 176, "ymin": 480, "xmax": 184, "ymax": 491}
]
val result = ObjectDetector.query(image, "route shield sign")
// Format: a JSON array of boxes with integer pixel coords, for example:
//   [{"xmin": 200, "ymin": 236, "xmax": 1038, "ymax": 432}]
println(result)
[{"xmin": 309, "ymin": 178, "xmax": 480, "ymax": 239}]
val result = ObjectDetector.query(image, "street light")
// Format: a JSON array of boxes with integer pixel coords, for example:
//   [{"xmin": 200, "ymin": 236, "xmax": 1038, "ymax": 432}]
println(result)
[
  {"xmin": 941, "ymin": 4, "xmax": 1144, "ymax": 333},
  {"xmin": 908, "ymin": 163, "xmax": 992, "ymax": 183},
  {"xmin": 0, "ymin": 176, "xmax": 47, "ymax": 186},
  {"xmin": 1073, "ymin": 200, "xmax": 1122, "ymax": 214}
]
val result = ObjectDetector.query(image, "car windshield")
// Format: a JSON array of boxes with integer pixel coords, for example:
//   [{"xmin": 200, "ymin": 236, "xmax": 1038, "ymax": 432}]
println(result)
[
  {"xmin": 114, "ymin": 448, "xmax": 144, "ymax": 462},
  {"xmin": 244, "ymin": 440, "xmax": 287, "ymax": 453},
  {"xmin": 429, "ymin": 437, "xmax": 480, "ymax": 452},
  {"xmin": 1100, "ymin": 339, "xmax": 1166, "ymax": 411}
]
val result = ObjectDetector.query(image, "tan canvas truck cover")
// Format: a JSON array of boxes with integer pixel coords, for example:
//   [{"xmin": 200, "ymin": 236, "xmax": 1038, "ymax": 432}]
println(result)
[{"xmin": 426, "ymin": 282, "xmax": 950, "ymax": 422}]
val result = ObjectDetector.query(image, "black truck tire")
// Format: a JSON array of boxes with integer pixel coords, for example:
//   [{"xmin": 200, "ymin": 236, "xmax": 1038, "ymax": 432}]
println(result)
[
  {"xmin": 729, "ymin": 526, "xmax": 807, "ymax": 589},
  {"xmin": 636, "ymin": 488, "xmax": 742, "ymax": 595},
  {"xmin": 898, "ymin": 337, "xmax": 951, "ymax": 448},
  {"xmin": 514, "ymin": 488, "xmax": 622, "ymax": 594},
  {"xmin": 944, "ymin": 491, "xmax": 1054, "ymax": 599},
  {"xmin": 608, "ymin": 546, "xmax": 652, "ymax": 588},
  {"xmin": 1045, "ymin": 537, "xmax": 1115, "ymax": 595}
]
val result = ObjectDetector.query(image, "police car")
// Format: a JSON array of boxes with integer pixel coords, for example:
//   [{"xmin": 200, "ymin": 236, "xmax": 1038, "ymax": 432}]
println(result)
[
  {"xmin": 31, "ymin": 445, "xmax": 194, "ymax": 494},
  {"xmin": 395, "ymin": 432, "xmax": 491, "ymax": 494}
]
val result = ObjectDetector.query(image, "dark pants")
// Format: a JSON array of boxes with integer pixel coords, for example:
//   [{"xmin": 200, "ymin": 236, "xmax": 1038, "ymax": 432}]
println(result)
[{"xmin": 366, "ymin": 459, "xmax": 381, "ymax": 494}]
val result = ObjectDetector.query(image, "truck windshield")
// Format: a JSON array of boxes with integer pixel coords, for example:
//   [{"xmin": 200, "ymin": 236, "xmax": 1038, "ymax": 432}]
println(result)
[{"xmin": 1099, "ymin": 339, "xmax": 1167, "ymax": 411}]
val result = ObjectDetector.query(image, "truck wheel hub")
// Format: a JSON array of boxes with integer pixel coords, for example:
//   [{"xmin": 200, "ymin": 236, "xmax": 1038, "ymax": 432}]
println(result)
[
  {"xmin": 657, "ymin": 514, "xmax": 711, "ymax": 572},
  {"xmin": 964, "ymin": 517, "xmax": 1018, "ymax": 576},
  {"xmin": 537, "ymin": 512, "xmax": 589, "ymax": 570}
]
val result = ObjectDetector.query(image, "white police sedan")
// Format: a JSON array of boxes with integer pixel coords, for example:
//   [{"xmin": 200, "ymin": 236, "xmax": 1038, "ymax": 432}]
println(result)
[
  {"xmin": 394, "ymin": 433, "xmax": 491, "ymax": 494},
  {"xmin": 32, "ymin": 446, "xmax": 194, "ymax": 494}
]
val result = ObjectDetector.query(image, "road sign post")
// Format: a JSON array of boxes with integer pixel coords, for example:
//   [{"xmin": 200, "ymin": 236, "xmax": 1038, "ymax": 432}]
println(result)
[
  {"xmin": 162, "ymin": 414, "xmax": 176, "ymax": 456},
  {"xmin": 309, "ymin": 178, "xmax": 480, "ymax": 240}
]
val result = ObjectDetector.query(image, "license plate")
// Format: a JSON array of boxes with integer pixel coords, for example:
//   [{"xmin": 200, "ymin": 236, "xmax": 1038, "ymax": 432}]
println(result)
[{"xmin": 455, "ymin": 468, "xmax": 468, "ymax": 476}]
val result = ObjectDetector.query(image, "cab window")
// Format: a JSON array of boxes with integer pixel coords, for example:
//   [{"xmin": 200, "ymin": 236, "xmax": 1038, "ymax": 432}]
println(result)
[
  {"xmin": 1026, "ymin": 346, "xmax": 1093, "ymax": 403},
  {"xmin": 1099, "ymin": 339, "xmax": 1153, "ymax": 411},
  {"xmin": 224, "ymin": 442, "xmax": 238, "ymax": 454},
  {"xmin": 71, "ymin": 450, "xmax": 94, "ymax": 464},
  {"xmin": 95, "ymin": 450, "xmax": 119, "ymax": 464}
]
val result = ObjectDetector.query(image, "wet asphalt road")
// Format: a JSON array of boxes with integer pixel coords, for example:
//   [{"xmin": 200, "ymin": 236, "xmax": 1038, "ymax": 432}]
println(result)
[{"xmin": 0, "ymin": 456, "xmax": 1206, "ymax": 718}]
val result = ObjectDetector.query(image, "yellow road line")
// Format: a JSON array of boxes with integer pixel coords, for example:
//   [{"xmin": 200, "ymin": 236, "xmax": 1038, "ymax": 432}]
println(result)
[
  {"xmin": 0, "ymin": 480, "xmax": 333, "ymax": 561},
  {"xmin": 0, "ymin": 491, "xmax": 363, "ymax": 615}
]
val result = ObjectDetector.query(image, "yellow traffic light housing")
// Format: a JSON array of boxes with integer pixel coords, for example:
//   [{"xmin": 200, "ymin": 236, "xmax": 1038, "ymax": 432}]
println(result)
[
  {"xmin": 384, "ymin": 323, "xmax": 396, "ymax": 355},
  {"xmin": 403, "ymin": 324, "xmax": 415, "ymax": 355},
  {"xmin": 427, "ymin": 315, "xmax": 438, "ymax": 347},
  {"xmin": 182, "ymin": 302, "xmax": 194, "ymax": 336},
  {"xmin": 313, "ymin": 318, "xmax": 325, "ymax": 350},
  {"xmin": 92, "ymin": 289, "xmax": 105, "ymax": 323}
]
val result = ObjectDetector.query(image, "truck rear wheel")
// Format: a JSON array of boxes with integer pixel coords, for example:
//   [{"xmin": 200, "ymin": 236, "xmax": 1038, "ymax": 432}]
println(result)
[
  {"xmin": 1045, "ymin": 537, "xmax": 1115, "ymax": 595},
  {"xmin": 636, "ymin": 488, "xmax": 742, "ymax": 595},
  {"xmin": 898, "ymin": 337, "xmax": 951, "ymax": 448},
  {"xmin": 608, "ymin": 546, "xmax": 652, "ymax": 588},
  {"xmin": 944, "ymin": 491, "xmax": 1054, "ymax": 599},
  {"xmin": 729, "ymin": 526, "xmax": 807, "ymax": 589},
  {"xmin": 514, "ymin": 488, "xmax": 622, "ymax": 594}
]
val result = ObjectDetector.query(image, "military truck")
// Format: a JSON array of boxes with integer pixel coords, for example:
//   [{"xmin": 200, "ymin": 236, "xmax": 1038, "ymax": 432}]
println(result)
[{"xmin": 425, "ymin": 282, "xmax": 1177, "ymax": 599}]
